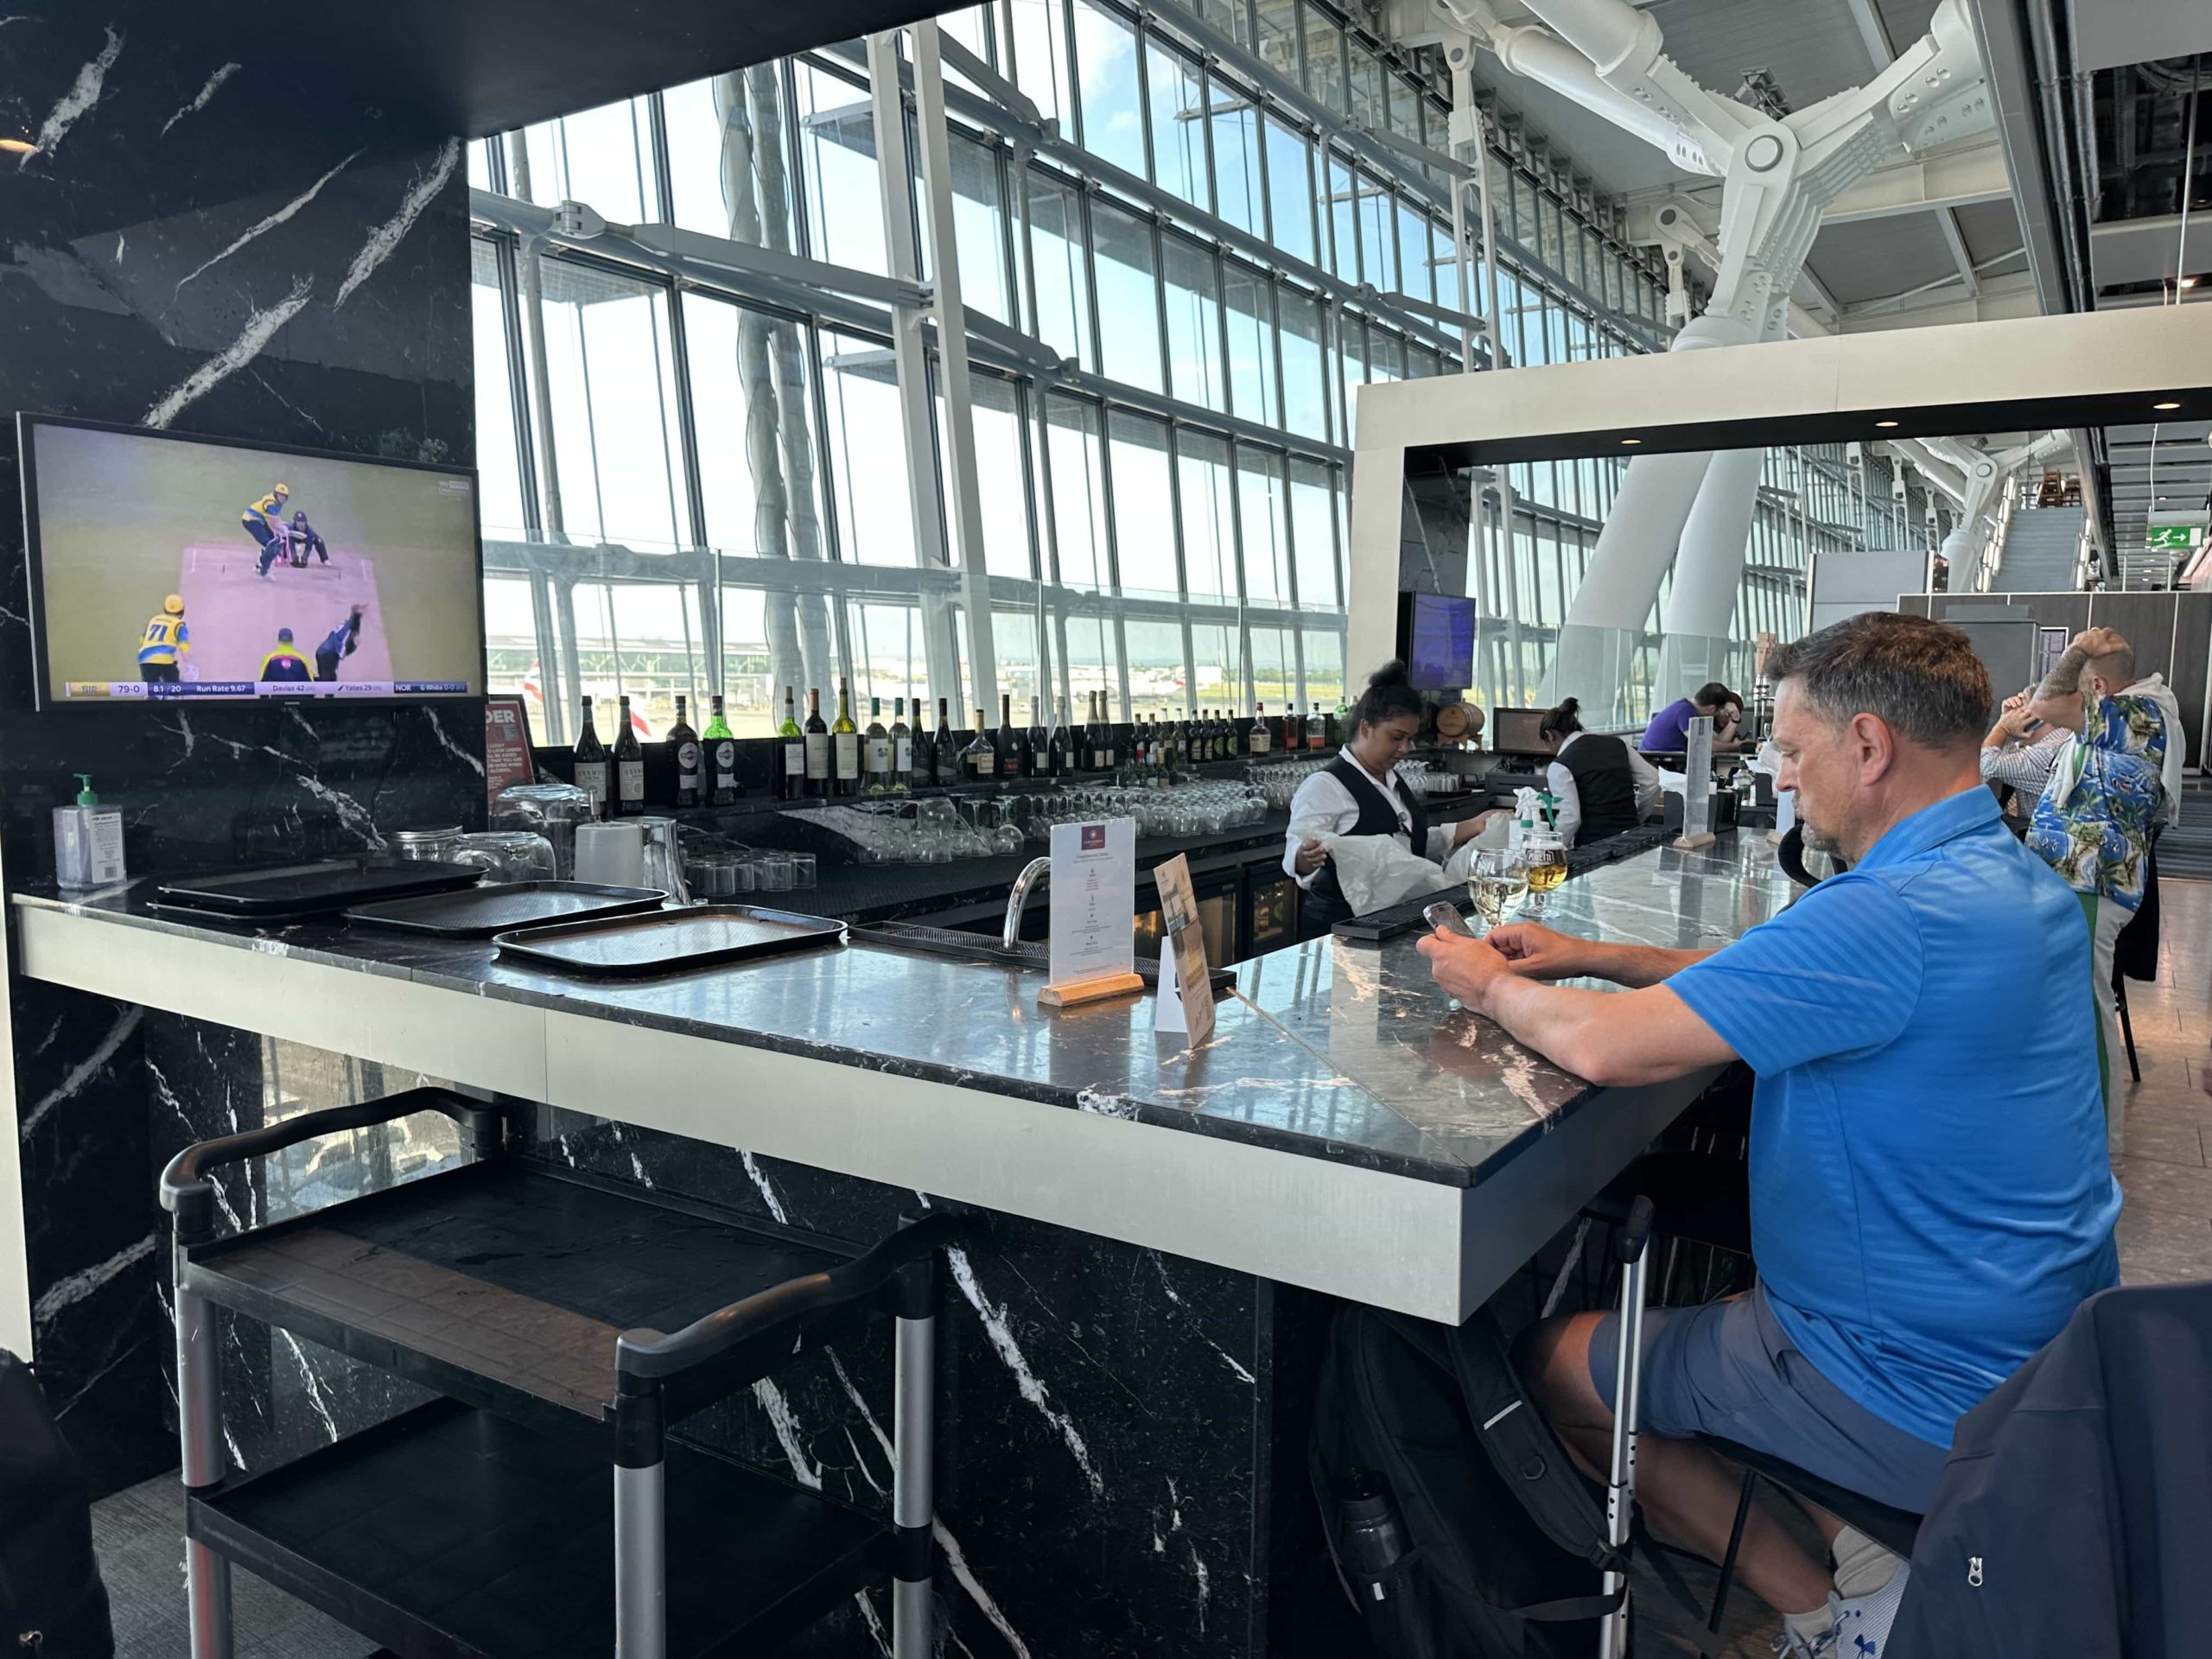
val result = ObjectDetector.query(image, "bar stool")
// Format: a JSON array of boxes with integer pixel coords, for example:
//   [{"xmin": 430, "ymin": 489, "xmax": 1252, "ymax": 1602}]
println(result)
[
  {"xmin": 1697, "ymin": 1436, "xmax": 1923, "ymax": 1636},
  {"xmin": 159, "ymin": 1086, "xmax": 957, "ymax": 1659}
]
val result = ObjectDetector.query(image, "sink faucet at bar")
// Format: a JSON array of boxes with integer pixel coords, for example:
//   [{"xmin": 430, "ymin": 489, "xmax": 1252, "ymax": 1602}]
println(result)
[{"xmin": 1003, "ymin": 856, "xmax": 1051, "ymax": 950}]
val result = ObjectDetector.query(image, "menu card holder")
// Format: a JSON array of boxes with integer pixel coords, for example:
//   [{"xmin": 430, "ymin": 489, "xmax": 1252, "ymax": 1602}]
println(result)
[
  {"xmin": 1040, "ymin": 818, "xmax": 1142, "ymax": 1011},
  {"xmin": 1150, "ymin": 854, "xmax": 1216, "ymax": 1045}
]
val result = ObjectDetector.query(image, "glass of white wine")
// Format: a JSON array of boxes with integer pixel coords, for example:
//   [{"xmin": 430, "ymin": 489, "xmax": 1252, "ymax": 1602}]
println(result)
[
  {"xmin": 1522, "ymin": 829, "xmax": 1567, "ymax": 914},
  {"xmin": 1467, "ymin": 847, "xmax": 1530, "ymax": 931}
]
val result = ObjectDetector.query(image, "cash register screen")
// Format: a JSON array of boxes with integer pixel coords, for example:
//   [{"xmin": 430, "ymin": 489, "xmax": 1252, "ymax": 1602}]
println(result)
[
  {"xmin": 1491, "ymin": 709, "xmax": 1558, "ymax": 758},
  {"xmin": 20, "ymin": 413, "xmax": 486, "ymax": 709}
]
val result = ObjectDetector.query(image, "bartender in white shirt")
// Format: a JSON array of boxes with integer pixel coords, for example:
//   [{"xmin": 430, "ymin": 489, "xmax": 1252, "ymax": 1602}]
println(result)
[
  {"xmin": 1541, "ymin": 696, "xmax": 1663, "ymax": 847},
  {"xmin": 1285, "ymin": 660, "xmax": 1498, "ymax": 938}
]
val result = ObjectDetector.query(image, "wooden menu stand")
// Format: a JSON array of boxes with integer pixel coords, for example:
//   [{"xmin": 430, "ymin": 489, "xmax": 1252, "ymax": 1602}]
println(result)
[
  {"xmin": 1038, "ymin": 971, "xmax": 1147, "ymax": 1011},
  {"xmin": 1671, "ymin": 831, "xmax": 1717, "ymax": 851}
]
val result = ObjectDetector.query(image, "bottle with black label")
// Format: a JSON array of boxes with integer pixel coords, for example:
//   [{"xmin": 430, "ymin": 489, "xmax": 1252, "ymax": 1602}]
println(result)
[
  {"xmin": 1047, "ymin": 700, "xmax": 1070, "ymax": 778},
  {"xmin": 671, "ymin": 694, "xmax": 702, "ymax": 809},
  {"xmin": 932, "ymin": 697, "xmax": 957, "ymax": 786},
  {"xmin": 963, "ymin": 709, "xmax": 995, "ymax": 781},
  {"xmin": 1027, "ymin": 698, "xmax": 1046, "ymax": 779},
  {"xmin": 1249, "ymin": 702, "xmax": 1271, "ymax": 758},
  {"xmin": 573, "ymin": 696, "xmax": 609, "ymax": 817},
  {"xmin": 996, "ymin": 695, "xmax": 1023, "ymax": 779},
  {"xmin": 776, "ymin": 688, "xmax": 804, "ymax": 801},
  {"xmin": 706, "ymin": 695, "xmax": 740, "ymax": 804},
  {"xmin": 803, "ymin": 688, "xmax": 830, "ymax": 798},
  {"xmin": 864, "ymin": 697, "xmax": 894, "ymax": 795},
  {"xmin": 613, "ymin": 696, "xmax": 646, "ymax": 814},
  {"xmin": 831, "ymin": 678, "xmax": 861, "ymax": 798},
  {"xmin": 890, "ymin": 697, "xmax": 913, "ymax": 795}
]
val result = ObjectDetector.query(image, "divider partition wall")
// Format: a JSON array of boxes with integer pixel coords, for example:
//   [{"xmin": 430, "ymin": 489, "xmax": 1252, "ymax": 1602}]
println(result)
[{"xmin": 1347, "ymin": 303, "xmax": 2212, "ymax": 730}]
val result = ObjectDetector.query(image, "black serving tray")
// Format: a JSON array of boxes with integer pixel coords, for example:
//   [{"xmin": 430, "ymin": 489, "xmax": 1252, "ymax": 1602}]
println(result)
[
  {"xmin": 345, "ymin": 881, "xmax": 667, "ymax": 938},
  {"xmin": 157, "ymin": 857, "xmax": 481, "ymax": 916},
  {"xmin": 493, "ymin": 904, "xmax": 845, "ymax": 976}
]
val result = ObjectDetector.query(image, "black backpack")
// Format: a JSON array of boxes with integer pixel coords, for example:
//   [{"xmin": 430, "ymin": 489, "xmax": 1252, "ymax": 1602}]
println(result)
[
  {"xmin": 0, "ymin": 1354, "xmax": 114, "ymax": 1657},
  {"xmin": 1311, "ymin": 1304, "xmax": 1718, "ymax": 1658}
]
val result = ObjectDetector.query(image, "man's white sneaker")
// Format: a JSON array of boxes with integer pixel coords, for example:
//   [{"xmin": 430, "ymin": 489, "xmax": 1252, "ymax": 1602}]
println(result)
[{"xmin": 1828, "ymin": 1560, "xmax": 1910, "ymax": 1657}]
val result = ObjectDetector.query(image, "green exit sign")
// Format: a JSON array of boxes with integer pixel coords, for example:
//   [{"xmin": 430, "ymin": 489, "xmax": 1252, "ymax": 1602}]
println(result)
[{"xmin": 2146, "ymin": 526, "xmax": 2202, "ymax": 550}]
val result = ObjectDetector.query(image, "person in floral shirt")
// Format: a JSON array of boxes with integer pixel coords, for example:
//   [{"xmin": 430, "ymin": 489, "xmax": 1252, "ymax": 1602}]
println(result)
[{"xmin": 2025, "ymin": 626, "xmax": 2168, "ymax": 1151}]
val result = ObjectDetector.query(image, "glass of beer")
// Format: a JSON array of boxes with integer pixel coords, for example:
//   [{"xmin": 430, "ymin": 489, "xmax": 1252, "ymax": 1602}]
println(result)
[
  {"xmin": 1522, "ymin": 829, "xmax": 1567, "ymax": 913},
  {"xmin": 1468, "ymin": 848, "xmax": 1529, "ymax": 931}
]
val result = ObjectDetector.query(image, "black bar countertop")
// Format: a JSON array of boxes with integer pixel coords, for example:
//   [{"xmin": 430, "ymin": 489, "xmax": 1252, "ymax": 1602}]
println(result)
[{"xmin": 13, "ymin": 829, "xmax": 1796, "ymax": 1191}]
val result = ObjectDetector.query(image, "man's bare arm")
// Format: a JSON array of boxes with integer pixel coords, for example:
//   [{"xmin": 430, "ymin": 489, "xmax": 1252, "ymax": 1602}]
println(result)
[{"xmin": 1479, "ymin": 977, "xmax": 1739, "ymax": 1087}]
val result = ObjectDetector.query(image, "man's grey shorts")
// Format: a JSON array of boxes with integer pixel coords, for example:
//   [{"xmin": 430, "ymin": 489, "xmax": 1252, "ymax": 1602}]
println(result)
[{"xmin": 1588, "ymin": 1288, "xmax": 1949, "ymax": 1514}]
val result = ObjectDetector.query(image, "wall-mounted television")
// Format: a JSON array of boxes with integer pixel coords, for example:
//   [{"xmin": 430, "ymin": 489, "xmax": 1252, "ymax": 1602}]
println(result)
[
  {"xmin": 1400, "ymin": 592, "xmax": 1475, "ymax": 690},
  {"xmin": 18, "ymin": 414, "xmax": 486, "ymax": 710}
]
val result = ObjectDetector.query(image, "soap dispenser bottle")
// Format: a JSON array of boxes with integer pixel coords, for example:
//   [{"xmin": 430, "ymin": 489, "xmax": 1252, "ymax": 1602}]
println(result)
[{"xmin": 54, "ymin": 774, "xmax": 125, "ymax": 890}]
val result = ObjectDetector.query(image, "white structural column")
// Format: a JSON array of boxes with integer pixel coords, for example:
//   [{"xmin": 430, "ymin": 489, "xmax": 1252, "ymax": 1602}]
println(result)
[
  {"xmin": 1658, "ymin": 444, "xmax": 1768, "ymax": 691},
  {"xmin": 906, "ymin": 21, "xmax": 1000, "ymax": 715},
  {"xmin": 867, "ymin": 32, "xmax": 963, "ymax": 709}
]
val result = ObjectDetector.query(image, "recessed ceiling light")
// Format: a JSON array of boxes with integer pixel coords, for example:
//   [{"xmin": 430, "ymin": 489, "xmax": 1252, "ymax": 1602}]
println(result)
[
  {"xmin": 1875, "ymin": 420, "xmax": 1899, "ymax": 429},
  {"xmin": 2153, "ymin": 401, "xmax": 2182, "ymax": 411},
  {"xmin": 1621, "ymin": 437, "xmax": 1642, "ymax": 446}
]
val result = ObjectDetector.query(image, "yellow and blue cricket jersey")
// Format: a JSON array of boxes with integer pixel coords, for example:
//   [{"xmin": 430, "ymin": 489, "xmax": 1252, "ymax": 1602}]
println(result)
[
  {"xmin": 242, "ymin": 492, "xmax": 286, "ymax": 531},
  {"xmin": 138, "ymin": 613, "xmax": 190, "ymax": 666}
]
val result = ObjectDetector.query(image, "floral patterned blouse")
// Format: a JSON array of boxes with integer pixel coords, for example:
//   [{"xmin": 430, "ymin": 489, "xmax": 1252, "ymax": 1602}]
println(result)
[{"xmin": 2027, "ymin": 693, "xmax": 2169, "ymax": 912}]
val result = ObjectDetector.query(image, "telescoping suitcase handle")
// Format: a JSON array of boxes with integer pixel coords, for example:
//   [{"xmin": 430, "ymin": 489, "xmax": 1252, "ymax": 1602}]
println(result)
[
  {"xmin": 1611, "ymin": 1196, "xmax": 1656, "ymax": 1267},
  {"xmin": 1599, "ymin": 1195, "xmax": 1655, "ymax": 1659}
]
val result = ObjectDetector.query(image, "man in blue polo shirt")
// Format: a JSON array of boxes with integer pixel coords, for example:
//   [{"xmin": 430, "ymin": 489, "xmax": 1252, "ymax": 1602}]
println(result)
[{"xmin": 1421, "ymin": 612, "xmax": 2119, "ymax": 1658}]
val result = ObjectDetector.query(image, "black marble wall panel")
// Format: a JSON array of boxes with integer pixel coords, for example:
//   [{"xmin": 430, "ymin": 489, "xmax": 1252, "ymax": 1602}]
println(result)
[{"xmin": 0, "ymin": 10, "xmax": 480, "ymax": 1492}]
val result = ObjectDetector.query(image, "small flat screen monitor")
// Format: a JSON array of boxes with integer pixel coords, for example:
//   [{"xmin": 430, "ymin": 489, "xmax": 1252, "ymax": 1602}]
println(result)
[
  {"xmin": 1491, "ymin": 709, "xmax": 1558, "ymax": 758},
  {"xmin": 1403, "ymin": 593, "xmax": 1474, "ymax": 690},
  {"xmin": 19, "ymin": 414, "xmax": 486, "ymax": 709}
]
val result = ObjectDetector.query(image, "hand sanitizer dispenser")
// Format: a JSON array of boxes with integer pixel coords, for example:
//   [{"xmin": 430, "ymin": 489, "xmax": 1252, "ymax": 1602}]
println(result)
[{"xmin": 54, "ymin": 774, "xmax": 125, "ymax": 890}]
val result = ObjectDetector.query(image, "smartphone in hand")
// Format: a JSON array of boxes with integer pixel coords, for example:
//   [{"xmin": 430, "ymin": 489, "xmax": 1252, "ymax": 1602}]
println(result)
[{"xmin": 1422, "ymin": 900, "xmax": 1478, "ymax": 938}]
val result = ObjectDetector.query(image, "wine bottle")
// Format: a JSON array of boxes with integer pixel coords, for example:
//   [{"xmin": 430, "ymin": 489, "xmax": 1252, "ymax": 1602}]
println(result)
[
  {"xmin": 932, "ymin": 696, "xmax": 958, "ymax": 786},
  {"xmin": 994, "ymin": 695, "xmax": 1020, "ymax": 779},
  {"xmin": 831, "ymin": 678, "xmax": 861, "ymax": 798},
  {"xmin": 1101, "ymin": 695, "xmax": 1119, "ymax": 770},
  {"xmin": 573, "ymin": 696, "xmax": 609, "ymax": 817},
  {"xmin": 864, "ymin": 697, "xmax": 893, "ymax": 795},
  {"xmin": 1249, "ymin": 701, "xmax": 1271, "ymax": 758},
  {"xmin": 775, "ymin": 688, "xmax": 804, "ymax": 802},
  {"xmin": 804, "ymin": 688, "xmax": 830, "ymax": 798},
  {"xmin": 613, "ymin": 696, "xmax": 646, "ymax": 815},
  {"xmin": 890, "ymin": 697, "xmax": 913, "ymax": 796},
  {"xmin": 963, "ymin": 708, "xmax": 995, "ymax": 781},
  {"xmin": 1047, "ymin": 700, "xmax": 1070, "ymax": 777},
  {"xmin": 706, "ymin": 695, "xmax": 740, "ymax": 804},
  {"xmin": 1027, "ymin": 698, "xmax": 1046, "ymax": 779},
  {"xmin": 671, "ymin": 694, "xmax": 702, "ymax": 809}
]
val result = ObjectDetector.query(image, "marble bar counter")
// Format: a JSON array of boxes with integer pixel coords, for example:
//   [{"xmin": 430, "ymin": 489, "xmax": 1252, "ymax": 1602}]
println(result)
[{"xmin": 14, "ymin": 830, "xmax": 1795, "ymax": 1325}]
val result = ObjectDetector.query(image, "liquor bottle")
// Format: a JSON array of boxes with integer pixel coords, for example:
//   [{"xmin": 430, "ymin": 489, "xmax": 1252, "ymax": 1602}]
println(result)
[
  {"xmin": 1332, "ymin": 695, "xmax": 1348, "ymax": 747},
  {"xmin": 613, "ymin": 696, "xmax": 646, "ymax": 815},
  {"xmin": 803, "ymin": 688, "xmax": 830, "ymax": 798},
  {"xmin": 1281, "ymin": 704, "xmax": 1300, "ymax": 753},
  {"xmin": 1027, "ymin": 698, "xmax": 1047, "ymax": 779},
  {"xmin": 775, "ymin": 688, "xmax": 804, "ymax": 802},
  {"xmin": 1249, "ymin": 701, "xmax": 1271, "ymax": 758},
  {"xmin": 1047, "ymin": 700, "xmax": 1070, "ymax": 778},
  {"xmin": 706, "ymin": 695, "xmax": 741, "ymax": 804},
  {"xmin": 995, "ymin": 694, "xmax": 1023, "ymax": 779},
  {"xmin": 932, "ymin": 696, "xmax": 958, "ymax": 786},
  {"xmin": 1306, "ymin": 700, "xmax": 1327, "ymax": 753},
  {"xmin": 671, "ymin": 695, "xmax": 702, "ymax": 810},
  {"xmin": 890, "ymin": 697, "xmax": 913, "ymax": 795},
  {"xmin": 963, "ymin": 708, "xmax": 995, "ymax": 781},
  {"xmin": 831, "ymin": 678, "xmax": 861, "ymax": 798},
  {"xmin": 573, "ymin": 696, "xmax": 609, "ymax": 817},
  {"xmin": 864, "ymin": 697, "xmax": 894, "ymax": 795}
]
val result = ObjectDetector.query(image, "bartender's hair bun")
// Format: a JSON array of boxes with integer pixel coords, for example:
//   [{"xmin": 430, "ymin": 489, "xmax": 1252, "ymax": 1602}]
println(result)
[
  {"xmin": 1540, "ymin": 697, "xmax": 1585, "ymax": 741},
  {"xmin": 1351, "ymin": 659, "xmax": 1424, "ymax": 732}
]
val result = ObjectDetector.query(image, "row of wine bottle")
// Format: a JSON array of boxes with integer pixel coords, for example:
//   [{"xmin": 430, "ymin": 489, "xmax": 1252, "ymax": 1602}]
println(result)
[{"xmin": 567, "ymin": 682, "xmax": 1350, "ymax": 816}]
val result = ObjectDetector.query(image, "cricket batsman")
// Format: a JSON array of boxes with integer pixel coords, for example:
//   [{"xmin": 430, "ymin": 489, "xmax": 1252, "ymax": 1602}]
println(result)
[
  {"xmin": 245, "ymin": 482, "xmax": 291, "ymax": 577},
  {"xmin": 137, "ymin": 594, "xmax": 189, "ymax": 683}
]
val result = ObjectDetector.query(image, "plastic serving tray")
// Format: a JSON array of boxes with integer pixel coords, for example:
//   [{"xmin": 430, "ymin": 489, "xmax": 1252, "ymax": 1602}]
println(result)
[
  {"xmin": 156, "ymin": 858, "xmax": 481, "ymax": 915},
  {"xmin": 492, "ymin": 904, "xmax": 846, "ymax": 976},
  {"xmin": 345, "ymin": 882, "xmax": 667, "ymax": 938}
]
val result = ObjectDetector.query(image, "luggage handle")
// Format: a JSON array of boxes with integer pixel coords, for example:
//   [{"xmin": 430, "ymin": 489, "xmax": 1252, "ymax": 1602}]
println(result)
[{"xmin": 1611, "ymin": 1195, "xmax": 1656, "ymax": 1267}]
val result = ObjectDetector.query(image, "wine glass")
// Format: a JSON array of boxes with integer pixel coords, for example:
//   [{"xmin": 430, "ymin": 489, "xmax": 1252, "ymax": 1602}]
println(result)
[
  {"xmin": 1521, "ymin": 829, "xmax": 1567, "ymax": 915},
  {"xmin": 1467, "ymin": 847, "xmax": 1530, "ymax": 931}
]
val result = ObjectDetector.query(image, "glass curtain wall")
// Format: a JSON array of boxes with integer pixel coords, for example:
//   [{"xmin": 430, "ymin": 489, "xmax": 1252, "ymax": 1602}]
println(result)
[{"xmin": 466, "ymin": 0, "xmax": 1879, "ymax": 741}]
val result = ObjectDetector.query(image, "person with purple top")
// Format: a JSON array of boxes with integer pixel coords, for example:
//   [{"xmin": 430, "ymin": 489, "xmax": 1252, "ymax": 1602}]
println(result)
[{"xmin": 1639, "ymin": 680, "xmax": 1744, "ymax": 754}]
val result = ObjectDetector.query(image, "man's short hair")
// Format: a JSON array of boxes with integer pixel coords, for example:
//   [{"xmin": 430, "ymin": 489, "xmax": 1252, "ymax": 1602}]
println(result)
[
  {"xmin": 1766, "ymin": 613, "xmax": 1989, "ymax": 751},
  {"xmin": 1692, "ymin": 681, "xmax": 1738, "ymax": 711},
  {"xmin": 2090, "ymin": 643, "xmax": 2136, "ymax": 687}
]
